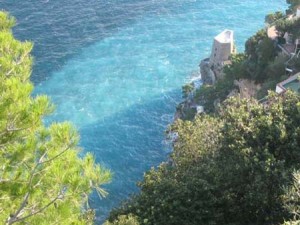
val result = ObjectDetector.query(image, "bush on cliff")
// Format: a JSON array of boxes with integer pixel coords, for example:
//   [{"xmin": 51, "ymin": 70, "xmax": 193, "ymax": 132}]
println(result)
[
  {"xmin": 107, "ymin": 91, "xmax": 300, "ymax": 225},
  {"xmin": 286, "ymin": 0, "xmax": 300, "ymax": 11},
  {"xmin": 276, "ymin": 17, "xmax": 300, "ymax": 38},
  {"xmin": 281, "ymin": 171, "xmax": 300, "ymax": 225},
  {"xmin": 104, "ymin": 214, "xmax": 140, "ymax": 225},
  {"xmin": 245, "ymin": 30, "xmax": 277, "ymax": 82},
  {"xmin": 265, "ymin": 11, "xmax": 285, "ymax": 25}
]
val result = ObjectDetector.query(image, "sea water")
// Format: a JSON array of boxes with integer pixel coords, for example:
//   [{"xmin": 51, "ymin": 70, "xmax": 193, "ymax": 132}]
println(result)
[{"xmin": 1, "ymin": 0, "xmax": 286, "ymax": 223}]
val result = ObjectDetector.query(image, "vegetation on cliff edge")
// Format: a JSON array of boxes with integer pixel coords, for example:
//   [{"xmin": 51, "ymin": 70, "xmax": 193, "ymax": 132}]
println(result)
[{"xmin": 107, "ymin": 91, "xmax": 300, "ymax": 225}]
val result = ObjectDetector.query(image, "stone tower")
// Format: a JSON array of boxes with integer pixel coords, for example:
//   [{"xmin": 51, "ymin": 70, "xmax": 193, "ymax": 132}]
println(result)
[{"xmin": 209, "ymin": 30, "xmax": 235, "ymax": 68}]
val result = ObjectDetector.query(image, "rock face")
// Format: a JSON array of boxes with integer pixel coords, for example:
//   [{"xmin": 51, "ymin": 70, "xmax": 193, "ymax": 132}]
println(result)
[
  {"xmin": 174, "ymin": 58, "xmax": 218, "ymax": 121},
  {"xmin": 199, "ymin": 58, "xmax": 215, "ymax": 85},
  {"xmin": 234, "ymin": 79, "xmax": 261, "ymax": 99}
]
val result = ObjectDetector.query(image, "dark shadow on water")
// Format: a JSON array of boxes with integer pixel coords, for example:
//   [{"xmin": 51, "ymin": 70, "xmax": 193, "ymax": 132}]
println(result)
[
  {"xmin": 1, "ymin": 0, "xmax": 180, "ymax": 84},
  {"xmin": 78, "ymin": 89, "xmax": 181, "ymax": 223}
]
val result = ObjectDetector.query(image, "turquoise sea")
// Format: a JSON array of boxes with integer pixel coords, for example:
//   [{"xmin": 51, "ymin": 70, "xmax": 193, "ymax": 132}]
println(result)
[{"xmin": 1, "ymin": 0, "xmax": 286, "ymax": 222}]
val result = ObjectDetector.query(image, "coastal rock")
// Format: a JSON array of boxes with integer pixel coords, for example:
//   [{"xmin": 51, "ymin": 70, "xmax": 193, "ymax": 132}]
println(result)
[
  {"xmin": 234, "ymin": 79, "xmax": 261, "ymax": 99},
  {"xmin": 199, "ymin": 58, "xmax": 216, "ymax": 85}
]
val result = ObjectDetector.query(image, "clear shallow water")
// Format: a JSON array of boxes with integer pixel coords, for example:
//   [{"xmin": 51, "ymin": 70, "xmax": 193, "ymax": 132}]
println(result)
[{"xmin": 1, "ymin": 0, "xmax": 286, "ymax": 223}]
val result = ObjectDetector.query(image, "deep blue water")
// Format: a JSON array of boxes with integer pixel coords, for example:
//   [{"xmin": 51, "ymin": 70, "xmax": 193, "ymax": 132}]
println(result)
[{"xmin": 1, "ymin": 0, "xmax": 286, "ymax": 223}]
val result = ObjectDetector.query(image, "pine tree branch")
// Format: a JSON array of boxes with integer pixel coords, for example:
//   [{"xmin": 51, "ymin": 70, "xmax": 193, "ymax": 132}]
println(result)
[
  {"xmin": 6, "ymin": 192, "xmax": 64, "ymax": 224},
  {"xmin": 6, "ymin": 143, "xmax": 73, "ymax": 224},
  {"xmin": 40, "ymin": 144, "xmax": 73, "ymax": 165},
  {"xmin": 0, "ymin": 115, "xmax": 40, "ymax": 138},
  {"xmin": 5, "ymin": 50, "xmax": 31, "ymax": 78},
  {"xmin": 0, "ymin": 178, "xmax": 10, "ymax": 183},
  {"xmin": 5, "ymin": 150, "xmax": 48, "ymax": 224}
]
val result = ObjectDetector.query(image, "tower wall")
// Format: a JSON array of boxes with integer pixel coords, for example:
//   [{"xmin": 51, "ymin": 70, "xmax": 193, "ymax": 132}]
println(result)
[{"xmin": 209, "ymin": 30, "xmax": 234, "ymax": 68}]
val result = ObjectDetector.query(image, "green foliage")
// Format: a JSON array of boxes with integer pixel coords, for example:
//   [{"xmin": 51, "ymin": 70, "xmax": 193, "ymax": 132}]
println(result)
[
  {"xmin": 244, "ymin": 30, "xmax": 277, "ymax": 82},
  {"xmin": 0, "ymin": 11, "xmax": 15, "ymax": 30},
  {"xmin": 257, "ymin": 55, "xmax": 288, "ymax": 99},
  {"xmin": 293, "ymin": 56, "xmax": 300, "ymax": 71},
  {"xmin": 109, "ymin": 92, "xmax": 300, "ymax": 225},
  {"xmin": 245, "ymin": 29, "xmax": 268, "ymax": 59},
  {"xmin": 258, "ymin": 37, "xmax": 277, "ymax": 65},
  {"xmin": 281, "ymin": 171, "xmax": 300, "ymax": 225},
  {"xmin": 179, "ymin": 105, "xmax": 197, "ymax": 121},
  {"xmin": 265, "ymin": 54, "xmax": 288, "ymax": 80},
  {"xmin": 194, "ymin": 85, "xmax": 216, "ymax": 113},
  {"xmin": 0, "ymin": 12, "xmax": 111, "ymax": 224},
  {"xmin": 265, "ymin": 11, "xmax": 285, "ymax": 25},
  {"xmin": 104, "ymin": 214, "xmax": 140, "ymax": 225},
  {"xmin": 276, "ymin": 18, "xmax": 300, "ymax": 38},
  {"xmin": 287, "ymin": 0, "xmax": 300, "ymax": 10},
  {"xmin": 223, "ymin": 53, "xmax": 248, "ymax": 79},
  {"xmin": 182, "ymin": 83, "xmax": 194, "ymax": 98},
  {"xmin": 257, "ymin": 79, "xmax": 279, "ymax": 99},
  {"xmin": 276, "ymin": 18, "xmax": 295, "ymax": 35}
]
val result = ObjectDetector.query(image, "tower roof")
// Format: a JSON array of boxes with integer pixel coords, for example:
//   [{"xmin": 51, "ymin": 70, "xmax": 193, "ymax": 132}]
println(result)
[{"xmin": 214, "ymin": 29, "xmax": 234, "ymax": 43}]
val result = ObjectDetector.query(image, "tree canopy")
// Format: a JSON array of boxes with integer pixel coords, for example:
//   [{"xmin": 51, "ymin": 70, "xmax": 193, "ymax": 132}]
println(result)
[
  {"xmin": 107, "ymin": 92, "xmax": 300, "ymax": 225},
  {"xmin": 281, "ymin": 171, "xmax": 300, "ymax": 225},
  {"xmin": 265, "ymin": 11, "xmax": 285, "ymax": 25},
  {"xmin": 0, "ymin": 11, "xmax": 111, "ymax": 224},
  {"xmin": 286, "ymin": 0, "xmax": 300, "ymax": 10}
]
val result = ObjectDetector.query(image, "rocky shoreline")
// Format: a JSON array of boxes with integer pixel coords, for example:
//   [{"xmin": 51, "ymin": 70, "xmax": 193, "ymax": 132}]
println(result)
[{"xmin": 174, "ymin": 58, "xmax": 216, "ymax": 121}]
